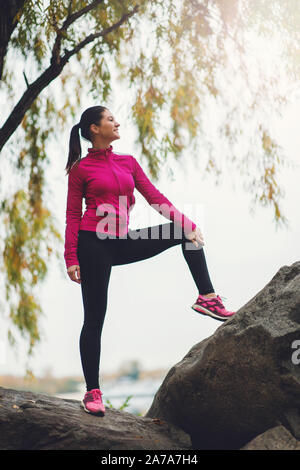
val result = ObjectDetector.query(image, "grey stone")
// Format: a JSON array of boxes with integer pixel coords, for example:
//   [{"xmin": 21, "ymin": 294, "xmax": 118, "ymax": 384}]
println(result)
[
  {"xmin": 145, "ymin": 261, "xmax": 300, "ymax": 449},
  {"xmin": 241, "ymin": 425, "xmax": 300, "ymax": 450}
]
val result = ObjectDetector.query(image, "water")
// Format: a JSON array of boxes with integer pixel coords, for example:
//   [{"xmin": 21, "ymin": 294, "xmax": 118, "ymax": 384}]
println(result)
[{"xmin": 55, "ymin": 376, "xmax": 163, "ymax": 416}]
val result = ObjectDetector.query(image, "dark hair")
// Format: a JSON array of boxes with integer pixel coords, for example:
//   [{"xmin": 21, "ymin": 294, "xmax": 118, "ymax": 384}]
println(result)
[{"xmin": 65, "ymin": 105, "xmax": 107, "ymax": 174}]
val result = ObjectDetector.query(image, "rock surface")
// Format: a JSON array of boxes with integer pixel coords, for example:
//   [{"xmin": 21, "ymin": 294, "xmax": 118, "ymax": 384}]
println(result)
[
  {"xmin": 241, "ymin": 425, "xmax": 300, "ymax": 450},
  {"xmin": 146, "ymin": 261, "xmax": 300, "ymax": 449},
  {"xmin": 0, "ymin": 387, "xmax": 191, "ymax": 450}
]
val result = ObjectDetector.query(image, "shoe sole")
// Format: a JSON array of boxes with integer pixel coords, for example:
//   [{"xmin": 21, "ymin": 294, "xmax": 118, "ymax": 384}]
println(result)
[
  {"xmin": 81, "ymin": 400, "xmax": 105, "ymax": 416},
  {"xmin": 191, "ymin": 304, "xmax": 231, "ymax": 322}
]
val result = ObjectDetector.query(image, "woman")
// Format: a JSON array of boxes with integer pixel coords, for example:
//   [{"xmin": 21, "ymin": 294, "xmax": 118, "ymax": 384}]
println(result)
[{"xmin": 64, "ymin": 105, "xmax": 235, "ymax": 416}]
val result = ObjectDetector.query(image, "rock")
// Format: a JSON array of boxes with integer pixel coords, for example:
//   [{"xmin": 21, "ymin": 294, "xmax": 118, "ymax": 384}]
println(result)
[
  {"xmin": 145, "ymin": 261, "xmax": 300, "ymax": 450},
  {"xmin": 0, "ymin": 387, "xmax": 191, "ymax": 450},
  {"xmin": 241, "ymin": 425, "xmax": 300, "ymax": 450},
  {"xmin": 280, "ymin": 407, "xmax": 300, "ymax": 439}
]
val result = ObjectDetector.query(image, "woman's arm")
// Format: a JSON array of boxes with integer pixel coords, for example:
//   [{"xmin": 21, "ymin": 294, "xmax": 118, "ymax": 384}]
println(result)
[
  {"xmin": 64, "ymin": 162, "xmax": 84, "ymax": 270},
  {"xmin": 131, "ymin": 156, "xmax": 197, "ymax": 234}
]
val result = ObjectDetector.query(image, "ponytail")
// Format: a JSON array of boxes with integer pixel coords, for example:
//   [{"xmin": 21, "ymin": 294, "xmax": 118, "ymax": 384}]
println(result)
[
  {"xmin": 65, "ymin": 123, "xmax": 81, "ymax": 174},
  {"xmin": 65, "ymin": 105, "xmax": 107, "ymax": 174}
]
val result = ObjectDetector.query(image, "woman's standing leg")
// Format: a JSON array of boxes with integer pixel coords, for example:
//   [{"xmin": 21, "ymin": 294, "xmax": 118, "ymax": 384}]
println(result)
[{"xmin": 77, "ymin": 230, "xmax": 113, "ymax": 391}]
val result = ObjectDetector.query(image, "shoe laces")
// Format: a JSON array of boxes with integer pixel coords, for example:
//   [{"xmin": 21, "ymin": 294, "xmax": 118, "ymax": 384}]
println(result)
[
  {"xmin": 198, "ymin": 294, "xmax": 227, "ymax": 310},
  {"xmin": 199, "ymin": 294, "xmax": 227, "ymax": 302},
  {"xmin": 85, "ymin": 388, "xmax": 103, "ymax": 401}
]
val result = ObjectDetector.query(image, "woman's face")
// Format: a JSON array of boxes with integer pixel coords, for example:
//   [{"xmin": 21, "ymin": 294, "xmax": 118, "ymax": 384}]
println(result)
[{"xmin": 90, "ymin": 109, "xmax": 120, "ymax": 143}]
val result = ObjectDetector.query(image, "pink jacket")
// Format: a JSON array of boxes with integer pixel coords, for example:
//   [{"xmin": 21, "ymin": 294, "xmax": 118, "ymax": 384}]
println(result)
[{"xmin": 64, "ymin": 145, "xmax": 197, "ymax": 268}]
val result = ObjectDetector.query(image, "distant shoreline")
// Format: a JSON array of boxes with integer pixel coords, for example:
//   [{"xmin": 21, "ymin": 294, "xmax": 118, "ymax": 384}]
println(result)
[{"xmin": 0, "ymin": 368, "xmax": 168, "ymax": 395}]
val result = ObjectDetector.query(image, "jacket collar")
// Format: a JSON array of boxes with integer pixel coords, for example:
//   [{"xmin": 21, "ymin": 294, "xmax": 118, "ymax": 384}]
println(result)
[{"xmin": 87, "ymin": 145, "xmax": 113, "ymax": 158}]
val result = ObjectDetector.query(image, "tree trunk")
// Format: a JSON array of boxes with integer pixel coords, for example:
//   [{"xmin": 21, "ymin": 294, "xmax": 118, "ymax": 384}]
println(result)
[{"xmin": 0, "ymin": 0, "xmax": 26, "ymax": 80}]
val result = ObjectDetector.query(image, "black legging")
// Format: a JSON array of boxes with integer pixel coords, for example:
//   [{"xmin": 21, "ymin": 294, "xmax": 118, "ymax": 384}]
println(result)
[{"xmin": 77, "ymin": 222, "xmax": 214, "ymax": 391}]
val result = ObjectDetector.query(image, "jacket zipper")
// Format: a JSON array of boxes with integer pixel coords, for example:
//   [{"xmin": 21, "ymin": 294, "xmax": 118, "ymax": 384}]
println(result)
[
  {"xmin": 107, "ymin": 150, "xmax": 121, "ymax": 194},
  {"xmin": 106, "ymin": 151, "xmax": 129, "ymax": 229}
]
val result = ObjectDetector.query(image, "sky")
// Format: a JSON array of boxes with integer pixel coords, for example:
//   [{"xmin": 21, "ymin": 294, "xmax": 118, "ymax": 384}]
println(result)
[{"xmin": 0, "ymin": 19, "xmax": 300, "ymax": 379}]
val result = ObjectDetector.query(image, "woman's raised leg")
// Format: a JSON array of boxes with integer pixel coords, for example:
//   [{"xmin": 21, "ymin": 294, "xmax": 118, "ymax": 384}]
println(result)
[
  {"xmin": 109, "ymin": 222, "xmax": 215, "ymax": 295},
  {"xmin": 110, "ymin": 222, "xmax": 235, "ymax": 321}
]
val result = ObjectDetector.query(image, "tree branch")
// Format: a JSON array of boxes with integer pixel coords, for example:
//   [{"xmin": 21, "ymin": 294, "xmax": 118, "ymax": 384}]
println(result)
[
  {"xmin": 51, "ymin": 0, "xmax": 105, "ymax": 65},
  {"xmin": 61, "ymin": 0, "xmax": 105, "ymax": 32},
  {"xmin": 0, "ymin": 4, "xmax": 140, "ymax": 152},
  {"xmin": 23, "ymin": 70, "xmax": 29, "ymax": 88},
  {"xmin": 67, "ymin": 0, "xmax": 74, "ymax": 19},
  {"xmin": 62, "ymin": 4, "xmax": 139, "ymax": 63}
]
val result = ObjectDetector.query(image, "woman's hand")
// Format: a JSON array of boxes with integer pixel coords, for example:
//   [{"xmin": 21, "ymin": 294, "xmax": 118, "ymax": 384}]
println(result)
[
  {"xmin": 185, "ymin": 227, "xmax": 205, "ymax": 248},
  {"xmin": 67, "ymin": 264, "xmax": 81, "ymax": 283}
]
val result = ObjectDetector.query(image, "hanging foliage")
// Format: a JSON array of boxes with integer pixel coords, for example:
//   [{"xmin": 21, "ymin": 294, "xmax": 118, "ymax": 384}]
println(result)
[{"xmin": 0, "ymin": 0, "xmax": 298, "ymax": 359}]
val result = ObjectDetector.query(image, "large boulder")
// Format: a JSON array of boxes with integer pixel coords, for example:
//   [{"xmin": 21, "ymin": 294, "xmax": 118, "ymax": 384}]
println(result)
[{"xmin": 145, "ymin": 261, "xmax": 300, "ymax": 449}]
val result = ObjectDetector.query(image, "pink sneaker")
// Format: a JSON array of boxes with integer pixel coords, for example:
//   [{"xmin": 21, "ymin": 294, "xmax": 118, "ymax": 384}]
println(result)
[
  {"xmin": 192, "ymin": 294, "xmax": 235, "ymax": 321},
  {"xmin": 81, "ymin": 388, "xmax": 106, "ymax": 416}
]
